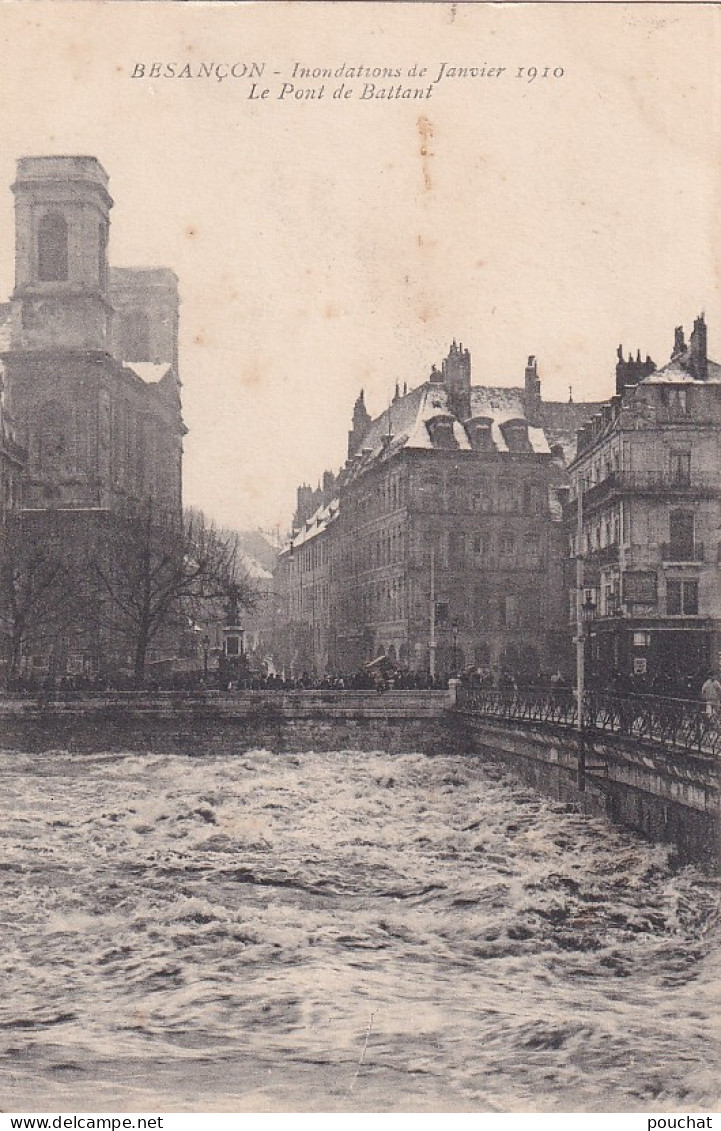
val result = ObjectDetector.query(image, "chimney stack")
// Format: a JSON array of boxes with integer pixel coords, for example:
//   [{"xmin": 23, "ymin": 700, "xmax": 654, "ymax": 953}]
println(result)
[{"xmin": 689, "ymin": 313, "xmax": 708, "ymax": 380}]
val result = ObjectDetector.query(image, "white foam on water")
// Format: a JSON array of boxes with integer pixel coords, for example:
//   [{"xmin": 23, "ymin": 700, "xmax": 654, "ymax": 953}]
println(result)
[{"xmin": 0, "ymin": 745, "xmax": 718, "ymax": 1112}]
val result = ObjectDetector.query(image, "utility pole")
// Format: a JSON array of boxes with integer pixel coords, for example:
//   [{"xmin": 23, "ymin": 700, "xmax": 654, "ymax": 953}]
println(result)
[
  {"xmin": 575, "ymin": 470, "xmax": 586, "ymax": 790},
  {"xmin": 429, "ymin": 546, "xmax": 436, "ymax": 679}
]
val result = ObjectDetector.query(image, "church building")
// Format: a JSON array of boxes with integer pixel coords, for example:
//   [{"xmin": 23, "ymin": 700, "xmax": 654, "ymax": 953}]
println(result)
[{"xmin": 0, "ymin": 155, "xmax": 186, "ymax": 679}]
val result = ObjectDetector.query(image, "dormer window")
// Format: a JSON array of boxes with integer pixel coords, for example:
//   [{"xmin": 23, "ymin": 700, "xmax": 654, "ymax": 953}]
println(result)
[
  {"xmin": 466, "ymin": 416, "xmax": 494, "ymax": 451},
  {"xmin": 500, "ymin": 419, "xmax": 532, "ymax": 453},
  {"xmin": 426, "ymin": 416, "xmax": 458, "ymax": 450}
]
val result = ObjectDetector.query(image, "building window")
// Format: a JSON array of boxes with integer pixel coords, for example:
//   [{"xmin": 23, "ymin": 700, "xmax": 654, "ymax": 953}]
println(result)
[
  {"xmin": 667, "ymin": 578, "xmax": 699, "ymax": 616},
  {"xmin": 471, "ymin": 489, "xmax": 490, "ymax": 512},
  {"xmin": 499, "ymin": 532, "xmax": 515, "ymax": 556},
  {"xmin": 670, "ymin": 451, "xmax": 691, "ymax": 486},
  {"xmin": 37, "ymin": 212, "xmax": 68, "ymax": 282},
  {"xmin": 524, "ymin": 532, "xmax": 540, "ymax": 560},
  {"xmin": 668, "ymin": 510, "xmax": 695, "ymax": 560},
  {"xmin": 500, "ymin": 595, "xmax": 519, "ymax": 627},
  {"xmin": 473, "ymin": 585, "xmax": 487, "ymax": 629},
  {"xmin": 670, "ymin": 389, "xmax": 689, "ymax": 417}
]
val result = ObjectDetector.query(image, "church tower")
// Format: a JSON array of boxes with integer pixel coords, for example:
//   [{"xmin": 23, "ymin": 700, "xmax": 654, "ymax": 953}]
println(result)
[
  {"xmin": 3, "ymin": 157, "xmax": 116, "ymax": 510},
  {"xmin": 11, "ymin": 155, "xmax": 113, "ymax": 352}
]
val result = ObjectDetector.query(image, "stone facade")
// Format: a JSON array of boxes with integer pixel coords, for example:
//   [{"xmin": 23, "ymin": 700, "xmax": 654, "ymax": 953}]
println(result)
[
  {"xmin": 566, "ymin": 314, "xmax": 721, "ymax": 693},
  {"xmin": 0, "ymin": 156, "xmax": 186, "ymax": 678},
  {"xmin": 275, "ymin": 343, "xmax": 601, "ymax": 679},
  {"xmin": 1, "ymin": 157, "xmax": 185, "ymax": 519}
]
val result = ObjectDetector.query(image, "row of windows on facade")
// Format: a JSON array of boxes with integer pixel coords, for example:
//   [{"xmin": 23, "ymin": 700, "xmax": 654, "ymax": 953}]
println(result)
[
  {"xmin": 36, "ymin": 404, "xmax": 179, "ymax": 477},
  {"xmin": 570, "ymin": 511, "xmax": 622, "ymax": 555},
  {"xmin": 334, "ymin": 584, "xmax": 542, "ymax": 632},
  {"xmin": 290, "ymin": 581, "xmax": 332, "ymax": 613},
  {"xmin": 347, "ymin": 475, "xmax": 548, "ymax": 518},
  {"xmin": 571, "ymin": 509, "xmax": 701, "ymax": 559},
  {"xmin": 573, "ymin": 577, "xmax": 700, "ymax": 619},
  {"xmin": 579, "ymin": 450, "xmax": 701, "ymax": 504},
  {"xmin": 419, "ymin": 529, "xmax": 543, "ymax": 566},
  {"xmin": 576, "ymin": 449, "xmax": 698, "ymax": 498},
  {"xmin": 298, "ymin": 526, "xmax": 546, "ymax": 577}
]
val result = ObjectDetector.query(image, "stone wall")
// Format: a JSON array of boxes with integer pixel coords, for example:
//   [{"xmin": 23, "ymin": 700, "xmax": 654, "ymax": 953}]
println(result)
[{"xmin": 458, "ymin": 715, "xmax": 720, "ymax": 868}]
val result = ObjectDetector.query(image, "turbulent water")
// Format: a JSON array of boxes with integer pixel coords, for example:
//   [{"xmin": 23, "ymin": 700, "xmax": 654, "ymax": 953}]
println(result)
[{"xmin": 0, "ymin": 743, "xmax": 718, "ymax": 1113}]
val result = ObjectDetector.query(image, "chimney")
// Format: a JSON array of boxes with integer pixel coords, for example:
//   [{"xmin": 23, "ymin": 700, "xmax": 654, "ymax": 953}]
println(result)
[
  {"xmin": 440, "ymin": 341, "xmax": 471, "ymax": 420},
  {"xmin": 524, "ymin": 355, "xmax": 541, "ymax": 424},
  {"xmin": 672, "ymin": 325, "xmax": 686, "ymax": 359},
  {"xmin": 689, "ymin": 313, "xmax": 708, "ymax": 380}
]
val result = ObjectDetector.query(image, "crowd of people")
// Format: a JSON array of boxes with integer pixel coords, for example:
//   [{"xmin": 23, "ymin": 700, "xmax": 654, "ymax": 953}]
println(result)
[
  {"xmin": 224, "ymin": 669, "xmax": 449, "ymax": 692},
  {"xmin": 4, "ymin": 663, "xmax": 720, "ymax": 711}
]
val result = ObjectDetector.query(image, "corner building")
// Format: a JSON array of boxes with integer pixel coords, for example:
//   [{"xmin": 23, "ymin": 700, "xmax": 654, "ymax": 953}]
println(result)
[
  {"xmin": 277, "ymin": 342, "xmax": 600, "ymax": 679},
  {"xmin": 566, "ymin": 315, "xmax": 721, "ymax": 693}
]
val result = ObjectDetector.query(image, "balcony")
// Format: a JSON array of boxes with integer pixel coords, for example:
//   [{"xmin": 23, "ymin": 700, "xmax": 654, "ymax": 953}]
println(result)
[
  {"xmin": 565, "ymin": 471, "xmax": 720, "ymax": 517},
  {"xmin": 660, "ymin": 542, "xmax": 704, "ymax": 563},
  {"xmin": 587, "ymin": 543, "xmax": 619, "ymax": 565}
]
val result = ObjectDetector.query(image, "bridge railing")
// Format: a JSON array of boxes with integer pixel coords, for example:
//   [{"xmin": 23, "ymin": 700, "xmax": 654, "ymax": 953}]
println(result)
[{"xmin": 455, "ymin": 687, "xmax": 721, "ymax": 757}]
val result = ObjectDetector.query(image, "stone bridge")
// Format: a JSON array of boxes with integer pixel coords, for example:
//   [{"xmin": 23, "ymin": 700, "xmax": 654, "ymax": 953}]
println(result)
[{"xmin": 454, "ymin": 687, "xmax": 720, "ymax": 868}]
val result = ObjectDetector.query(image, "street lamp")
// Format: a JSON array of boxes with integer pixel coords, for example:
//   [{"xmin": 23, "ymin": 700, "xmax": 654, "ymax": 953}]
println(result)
[
  {"xmin": 582, "ymin": 594, "xmax": 597, "ymax": 623},
  {"xmin": 202, "ymin": 634, "xmax": 210, "ymax": 681},
  {"xmin": 452, "ymin": 619, "xmax": 459, "ymax": 673},
  {"xmin": 582, "ymin": 593, "xmax": 597, "ymax": 688}
]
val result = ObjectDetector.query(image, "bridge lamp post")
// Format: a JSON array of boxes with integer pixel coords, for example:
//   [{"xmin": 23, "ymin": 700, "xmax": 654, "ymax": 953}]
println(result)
[
  {"xmin": 576, "ymin": 591, "xmax": 597, "ymax": 791},
  {"xmin": 582, "ymin": 595, "xmax": 597, "ymax": 681}
]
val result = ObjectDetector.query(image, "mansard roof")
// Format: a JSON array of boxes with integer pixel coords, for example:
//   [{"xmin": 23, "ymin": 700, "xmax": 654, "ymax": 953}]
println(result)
[
  {"xmin": 286, "ymin": 496, "xmax": 340, "ymax": 550},
  {"xmin": 340, "ymin": 380, "xmax": 600, "ymax": 483},
  {"xmin": 642, "ymin": 356, "xmax": 721, "ymax": 383}
]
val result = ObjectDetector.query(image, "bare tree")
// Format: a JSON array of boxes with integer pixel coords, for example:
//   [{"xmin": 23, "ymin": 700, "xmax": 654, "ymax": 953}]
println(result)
[
  {"xmin": 0, "ymin": 512, "xmax": 80, "ymax": 684},
  {"xmin": 90, "ymin": 501, "xmax": 256, "ymax": 685}
]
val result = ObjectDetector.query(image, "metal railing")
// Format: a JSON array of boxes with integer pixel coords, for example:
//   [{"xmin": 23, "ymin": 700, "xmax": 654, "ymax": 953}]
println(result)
[
  {"xmin": 456, "ymin": 686, "xmax": 721, "ymax": 757},
  {"xmin": 567, "ymin": 472, "xmax": 721, "ymax": 514}
]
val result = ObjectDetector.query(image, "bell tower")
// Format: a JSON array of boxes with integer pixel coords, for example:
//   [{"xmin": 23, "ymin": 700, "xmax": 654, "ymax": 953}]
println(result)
[{"xmin": 11, "ymin": 155, "xmax": 113, "ymax": 351}]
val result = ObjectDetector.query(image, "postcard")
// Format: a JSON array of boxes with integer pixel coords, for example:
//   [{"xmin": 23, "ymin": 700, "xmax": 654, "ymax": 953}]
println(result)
[{"xmin": 0, "ymin": 0, "xmax": 718, "ymax": 1118}]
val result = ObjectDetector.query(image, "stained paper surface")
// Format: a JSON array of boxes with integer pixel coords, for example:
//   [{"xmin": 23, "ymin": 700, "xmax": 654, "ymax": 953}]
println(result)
[{"xmin": 0, "ymin": 0, "xmax": 719, "ymax": 1117}]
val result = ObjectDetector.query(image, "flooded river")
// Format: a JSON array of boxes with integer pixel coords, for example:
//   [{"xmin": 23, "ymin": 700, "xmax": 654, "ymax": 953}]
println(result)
[{"xmin": 0, "ymin": 744, "xmax": 718, "ymax": 1112}]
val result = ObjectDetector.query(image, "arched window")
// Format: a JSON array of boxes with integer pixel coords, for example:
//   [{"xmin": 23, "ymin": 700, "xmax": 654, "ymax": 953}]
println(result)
[{"xmin": 38, "ymin": 212, "xmax": 68, "ymax": 282}]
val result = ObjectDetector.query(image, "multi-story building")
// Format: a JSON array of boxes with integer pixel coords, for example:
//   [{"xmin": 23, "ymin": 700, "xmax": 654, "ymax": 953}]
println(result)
[
  {"xmin": 0, "ymin": 155, "xmax": 186, "ymax": 677},
  {"xmin": 566, "ymin": 314, "xmax": 721, "ymax": 693},
  {"xmin": 273, "ymin": 497, "xmax": 338, "ymax": 677},
  {"xmin": 275, "ymin": 342, "xmax": 600, "ymax": 679}
]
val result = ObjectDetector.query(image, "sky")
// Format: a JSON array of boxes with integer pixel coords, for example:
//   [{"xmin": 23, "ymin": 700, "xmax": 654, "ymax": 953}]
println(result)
[{"xmin": 0, "ymin": 1, "xmax": 719, "ymax": 533}]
